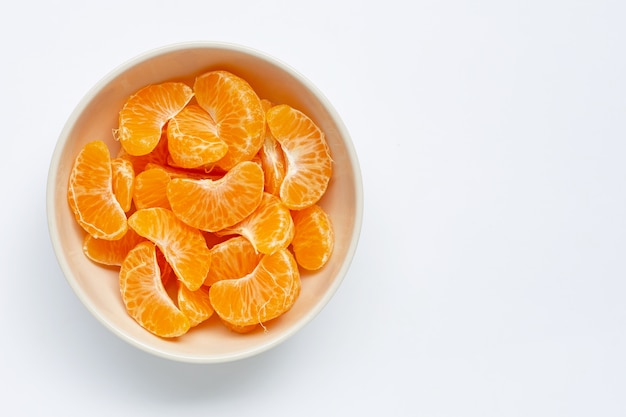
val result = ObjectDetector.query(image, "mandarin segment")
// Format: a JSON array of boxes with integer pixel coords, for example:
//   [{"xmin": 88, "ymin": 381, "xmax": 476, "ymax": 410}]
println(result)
[
  {"xmin": 133, "ymin": 167, "xmax": 172, "ymax": 210},
  {"xmin": 259, "ymin": 99, "xmax": 285, "ymax": 195},
  {"xmin": 193, "ymin": 70, "xmax": 265, "ymax": 171},
  {"xmin": 202, "ymin": 230, "xmax": 231, "ymax": 249},
  {"xmin": 117, "ymin": 131, "xmax": 170, "ymax": 173},
  {"xmin": 217, "ymin": 192, "xmax": 294, "ymax": 255},
  {"xmin": 128, "ymin": 207, "xmax": 211, "ymax": 291},
  {"xmin": 111, "ymin": 158, "xmax": 135, "ymax": 212},
  {"xmin": 167, "ymin": 160, "xmax": 264, "ymax": 232},
  {"xmin": 117, "ymin": 82, "xmax": 193, "ymax": 156},
  {"xmin": 258, "ymin": 122, "xmax": 286, "ymax": 195},
  {"xmin": 177, "ymin": 284, "xmax": 214, "ymax": 327},
  {"xmin": 204, "ymin": 236, "xmax": 263, "ymax": 287},
  {"xmin": 145, "ymin": 162, "xmax": 220, "ymax": 180},
  {"xmin": 119, "ymin": 241, "xmax": 191, "ymax": 338},
  {"xmin": 83, "ymin": 229, "xmax": 145, "ymax": 267},
  {"xmin": 209, "ymin": 248, "xmax": 301, "ymax": 327},
  {"xmin": 220, "ymin": 318, "xmax": 258, "ymax": 334},
  {"xmin": 67, "ymin": 140, "xmax": 128, "ymax": 240},
  {"xmin": 156, "ymin": 248, "xmax": 177, "ymax": 288},
  {"xmin": 291, "ymin": 204, "xmax": 335, "ymax": 270},
  {"xmin": 167, "ymin": 104, "xmax": 228, "ymax": 169},
  {"xmin": 260, "ymin": 99, "xmax": 273, "ymax": 112},
  {"xmin": 266, "ymin": 104, "xmax": 333, "ymax": 210}
]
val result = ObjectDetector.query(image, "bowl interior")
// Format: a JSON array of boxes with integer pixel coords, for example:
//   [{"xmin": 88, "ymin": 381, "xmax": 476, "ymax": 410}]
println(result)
[{"xmin": 47, "ymin": 43, "xmax": 362, "ymax": 363}]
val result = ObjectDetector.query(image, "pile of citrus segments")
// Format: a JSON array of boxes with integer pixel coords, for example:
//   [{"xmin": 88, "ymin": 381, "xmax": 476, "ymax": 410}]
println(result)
[{"xmin": 67, "ymin": 70, "xmax": 335, "ymax": 338}]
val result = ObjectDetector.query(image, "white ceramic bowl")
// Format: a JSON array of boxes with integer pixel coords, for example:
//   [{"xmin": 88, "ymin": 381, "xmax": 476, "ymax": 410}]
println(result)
[{"xmin": 46, "ymin": 41, "xmax": 363, "ymax": 363}]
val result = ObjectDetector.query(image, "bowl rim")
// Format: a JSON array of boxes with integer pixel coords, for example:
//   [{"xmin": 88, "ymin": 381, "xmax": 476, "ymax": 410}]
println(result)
[{"xmin": 46, "ymin": 41, "xmax": 364, "ymax": 363}]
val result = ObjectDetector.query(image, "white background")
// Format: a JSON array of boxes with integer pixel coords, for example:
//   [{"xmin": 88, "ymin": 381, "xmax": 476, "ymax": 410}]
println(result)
[{"xmin": 1, "ymin": 1, "xmax": 625, "ymax": 415}]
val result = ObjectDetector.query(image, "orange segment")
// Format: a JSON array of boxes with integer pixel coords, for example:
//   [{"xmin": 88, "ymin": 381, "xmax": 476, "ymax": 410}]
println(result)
[
  {"xmin": 177, "ymin": 284, "xmax": 214, "ymax": 327},
  {"xmin": 83, "ymin": 229, "xmax": 145, "ymax": 267},
  {"xmin": 145, "ymin": 162, "xmax": 220, "ymax": 180},
  {"xmin": 291, "ymin": 204, "xmax": 334, "ymax": 270},
  {"xmin": 133, "ymin": 167, "xmax": 171, "ymax": 210},
  {"xmin": 209, "ymin": 248, "xmax": 301, "ymax": 327},
  {"xmin": 258, "ymin": 115, "xmax": 286, "ymax": 195},
  {"xmin": 167, "ymin": 160, "xmax": 264, "ymax": 232},
  {"xmin": 220, "ymin": 318, "xmax": 258, "ymax": 334},
  {"xmin": 204, "ymin": 236, "xmax": 262, "ymax": 286},
  {"xmin": 119, "ymin": 241, "xmax": 190, "ymax": 338},
  {"xmin": 259, "ymin": 99, "xmax": 285, "ymax": 194},
  {"xmin": 67, "ymin": 140, "xmax": 128, "ymax": 240},
  {"xmin": 218, "ymin": 193, "xmax": 294, "ymax": 255},
  {"xmin": 193, "ymin": 70, "xmax": 265, "ymax": 170},
  {"xmin": 117, "ymin": 82, "xmax": 193, "ymax": 156},
  {"xmin": 128, "ymin": 207, "xmax": 211, "ymax": 291},
  {"xmin": 260, "ymin": 98, "xmax": 273, "ymax": 111},
  {"xmin": 111, "ymin": 157, "xmax": 135, "ymax": 212},
  {"xmin": 117, "ymin": 131, "xmax": 170, "ymax": 173},
  {"xmin": 167, "ymin": 104, "xmax": 228, "ymax": 169},
  {"xmin": 266, "ymin": 104, "xmax": 333, "ymax": 209},
  {"xmin": 202, "ymin": 230, "xmax": 231, "ymax": 249},
  {"xmin": 156, "ymin": 248, "xmax": 177, "ymax": 288}
]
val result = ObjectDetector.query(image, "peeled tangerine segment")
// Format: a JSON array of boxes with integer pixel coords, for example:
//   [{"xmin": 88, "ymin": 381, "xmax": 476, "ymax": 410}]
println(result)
[
  {"xmin": 177, "ymin": 284, "xmax": 214, "ymax": 327},
  {"xmin": 209, "ymin": 248, "xmax": 301, "ymax": 328},
  {"xmin": 117, "ymin": 82, "xmax": 193, "ymax": 156},
  {"xmin": 204, "ymin": 236, "xmax": 262, "ymax": 287},
  {"xmin": 119, "ymin": 241, "xmax": 190, "ymax": 338},
  {"xmin": 110, "ymin": 157, "xmax": 135, "ymax": 212},
  {"xmin": 83, "ymin": 228, "xmax": 145, "ymax": 267},
  {"xmin": 132, "ymin": 167, "xmax": 172, "ymax": 210},
  {"xmin": 166, "ymin": 104, "xmax": 228, "ymax": 169},
  {"xmin": 193, "ymin": 70, "xmax": 265, "ymax": 171},
  {"xmin": 217, "ymin": 192, "xmax": 294, "ymax": 255},
  {"xmin": 117, "ymin": 131, "xmax": 170, "ymax": 173},
  {"xmin": 128, "ymin": 207, "xmax": 211, "ymax": 291},
  {"xmin": 167, "ymin": 160, "xmax": 264, "ymax": 232},
  {"xmin": 291, "ymin": 204, "xmax": 334, "ymax": 270},
  {"xmin": 258, "ymin": 116, "xmax": 286, "ymax": 195},
  {"xmin": 266, "ymin": 104, "xmax": 333, "ymax": 210},
  {"xmin": 67, "ymin": 140, "xmax": 128, "ymax": 240}
]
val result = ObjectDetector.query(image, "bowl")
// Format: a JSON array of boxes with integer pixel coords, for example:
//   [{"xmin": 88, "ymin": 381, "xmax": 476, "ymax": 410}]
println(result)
[{"xmin": 46, "ymin": 41, "xmax": 363, "ymax": 363}]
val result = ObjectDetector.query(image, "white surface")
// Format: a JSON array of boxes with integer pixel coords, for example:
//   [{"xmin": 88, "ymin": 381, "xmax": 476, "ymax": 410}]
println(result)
[{"xmin": 1, "ymin": 1, "xmax": 625, "ymax": 415}]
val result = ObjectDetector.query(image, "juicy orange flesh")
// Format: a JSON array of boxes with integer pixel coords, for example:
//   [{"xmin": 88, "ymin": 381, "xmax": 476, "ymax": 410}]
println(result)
[
  {"xmin": 259, "ymin": 129, "xmax": 286, "ymax": 196},
  {"xmin": 291, "ymin": 205, "xmax": 335, "ymax": 270},
  {"xmin": 204, "ymin": 236, "xmax": 262, "ymax": 286},
  {"xmin": 193, "ymin": 70, "xmax": 265, "ymax": 171},
  {"xmin": 258, "ymin": 97, "xmax": 285, "ymax": 195},
  {"xmin": 117, "ymin": 131, "xmax": 170, "ymax": 173},
  {"xmin": 68, "ymin": 140, "xmax": 128, "ymax": 240},
  {"xmin": 117, "ymin": 82, "xmax": 194, "ymax": 156},
  {"xmin": 167, "ymin": 160, "xmax": 264, "ymax": 232},
  {"xmin": 128, "ymin": 207, "xmax": 211, "ymax": 291},
  {"xmin": 66, "ymin": 70, "xmax": 336, "ymax": 339},
  {"xmin": 167, "ymin": 104, "xmax": 228, "ymax": 168},
  {"xmin": 177, "ymin": 284, "xmax": 214, "ymax": 327},
  {"xmin": 209, "ymin": 249, "xmax": 301, "ymax": 327},
  {"xmin": 119, "ymin": 241, "xmax": 190, "ymax": 338},
  {"xmin": 266, "ymin": 104, "xmax": 333, "ymax": 210},
  {"xmin": 220, "ymin": 318, "xmax": 258, "ymax": 334},
  {"xmin": 83, "ymin": 228, "xmax": 145, "ymax": 267},
  {"xmin": 111, "ymin": 158, "xmax": 135, "ymax": 212},
  {"xmin": 133, "ymin": 167, "xmax": 172, "ymax": 210},
  {"xmin": 217, "ymin": 192, "xmax": 294, "ymax": 255}
]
